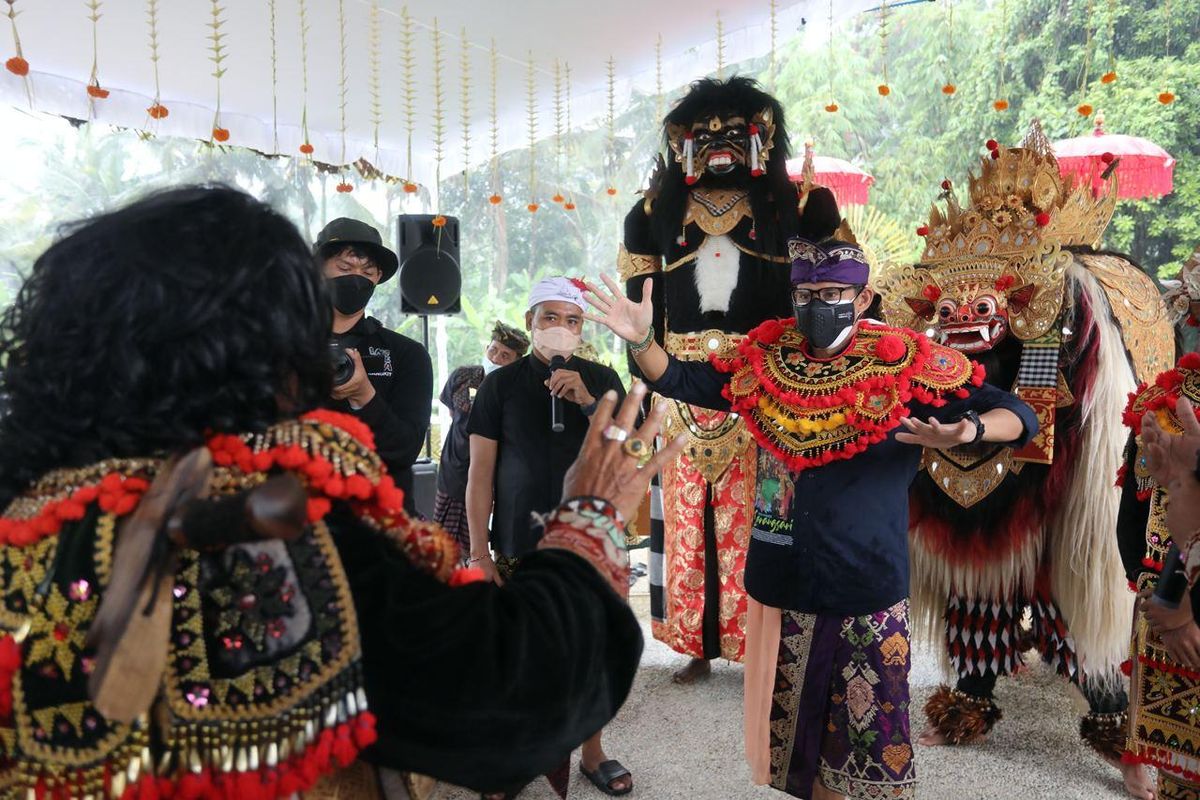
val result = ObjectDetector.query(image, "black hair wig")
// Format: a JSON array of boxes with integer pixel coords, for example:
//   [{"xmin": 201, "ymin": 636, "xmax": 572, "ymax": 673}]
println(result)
[
  {"xmin": 0, "ymin": 185, "xmax": 333, "ymax": 504},
  {"xmin": 651, "ymin": 76, "xmax": 840, "ymax": 255}
]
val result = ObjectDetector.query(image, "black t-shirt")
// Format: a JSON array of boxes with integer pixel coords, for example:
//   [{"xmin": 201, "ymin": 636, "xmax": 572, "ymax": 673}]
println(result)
[
  {"xmin": 437, "ymin": 365, "xmax": 484, "ymax": 498},
  {"xmin": 467, "ymin": 354, "xmax": 625, "ymax": 557},
  {"xmin": 324, "ymin": 316, "xmax": 433, "ymax": 513}
]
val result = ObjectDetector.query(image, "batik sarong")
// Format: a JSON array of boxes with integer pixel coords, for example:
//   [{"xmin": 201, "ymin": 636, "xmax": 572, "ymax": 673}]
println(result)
[
  {"xmin": 745, "ymin": 598, "xmax": 915, "ymax": 800},
  {"xmin": 433, "ymin": 489, "xmax": 469, "ymax": 557}
]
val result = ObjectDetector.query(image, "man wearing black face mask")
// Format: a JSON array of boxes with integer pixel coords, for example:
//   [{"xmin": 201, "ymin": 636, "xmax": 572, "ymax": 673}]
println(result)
[
  {"xmin": 584, "ymin": 236, "xmax": 1037, "ymax": 800},
  {"xmin": 316, "ymin": 218, "xmax": 433, "ymax": 516}
]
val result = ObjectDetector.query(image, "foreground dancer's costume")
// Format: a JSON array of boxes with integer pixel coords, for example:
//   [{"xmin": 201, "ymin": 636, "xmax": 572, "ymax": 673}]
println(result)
[
  {"xmin": 1118, "ymin": 248, "xmax": 1200, "ymax": 800},
  {"xmin": 620, "ymin": 76, "xmax": 838, "ymax": 663},
  {"xmin": 877, "ymin": 121, "xmax": 1173, "ymax": 754},
  {"xmin": 0, "ymin": 187, "xmax": 642, "ymax": 799},
  {"xmin": 638, "ymin": 238, "xmax": 1036, "ymax": 799}
]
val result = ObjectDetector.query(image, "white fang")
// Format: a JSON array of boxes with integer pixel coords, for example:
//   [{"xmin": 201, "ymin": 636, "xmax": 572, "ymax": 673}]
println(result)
[{"xmin": 693, "ymin": 234, "xmax": 740, "ymax": 314}]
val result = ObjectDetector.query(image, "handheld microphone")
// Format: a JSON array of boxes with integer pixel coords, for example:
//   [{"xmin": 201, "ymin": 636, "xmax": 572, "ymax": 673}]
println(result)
[
  {"xmin": 549, "ymin": 355, "xmax": 566, "ymax": 433},
  {"xmin": 1153, "ymin": 543, "xmax": 1189, "ymax": 609}
]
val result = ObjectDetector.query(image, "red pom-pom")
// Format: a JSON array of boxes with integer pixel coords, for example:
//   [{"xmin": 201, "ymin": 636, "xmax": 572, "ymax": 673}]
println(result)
[
  {"xmin": 875, "ymin": 335, "xmax": 906, "ymax": 363},
  {"xmin": 916, "ymin": 225, "xmax": 930, "ymax": 236},
  {"xmin": 1035, "ymin": 212, "xmax": 1051, "ymax": 226},
  {"xmin": 922, "ymin": 284, "xmax": 941, "ymax": 302},
  {"xmin": 353, "ymin": 711, "xmax": 378, "ymax": 748},
  {"xmin": 684, "ymin": 175, "xmax": 698, "ymax": 186},
  {"xmin": 1180, "ymin": 352, "xmax": 1200, "ymax": 370},
  {"xmin": 941, "ymin": 179, "xmax": 952, "ymax": 191},
  {"xmin": 985, "ymin": 139, "xmax": 999, "ymax": 151},
  {"xmin": 995, "ymin": 274, "xmax": 1016, "ymax": 292},
  {"xmin": 990, "ymin": 150, "xmax": 1001, "ymax": 160},
  {"xmin": 749, "ymin": 123, "xmax": 759, "ymax": 135},
  {"xmin": 1101, "ymin": 152, "xmax": 1114, "ymax": 164},
  {"xmin": 1120, "ymin": 659, "xmax": 1133, "ymax": 676},
  {"xmin": 306, "ymin": 497, "xmax": 332, "ymax": 523},
  {"xmin": 332, "ymin": 723, "xmax": 357, "ymax": 767},
  {"xmin": 449, "ymin": 567, "xmax": 487, "ymax": 586}
]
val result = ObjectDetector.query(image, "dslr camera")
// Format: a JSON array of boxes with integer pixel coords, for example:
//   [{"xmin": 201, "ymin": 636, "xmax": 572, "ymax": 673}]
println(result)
[{"xmin": 329, "ymin": 333, "xmax": 362, "ymax": 387}]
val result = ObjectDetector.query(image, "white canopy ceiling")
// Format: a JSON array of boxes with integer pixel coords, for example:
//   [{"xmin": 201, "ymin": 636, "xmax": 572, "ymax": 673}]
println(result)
[{"xmin": 0, "ymin": 0, "xmax": 875, "ymax": 186}]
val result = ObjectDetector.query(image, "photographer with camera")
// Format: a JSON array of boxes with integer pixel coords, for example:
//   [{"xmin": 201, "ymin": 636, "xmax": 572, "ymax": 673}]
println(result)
[{"xmin": 317, "ymin": 217, "xmax": 433, "ymax": 516}]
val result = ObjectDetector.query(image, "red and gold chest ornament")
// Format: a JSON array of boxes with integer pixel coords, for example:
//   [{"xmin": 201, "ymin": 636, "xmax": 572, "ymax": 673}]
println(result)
[
  {"xmin": 713, "ymin": 319, "xmax": 982, "ymax": 472},
  {"xmin": 0, "ymin": 410, "xmax": 463, "ymax": 800}
]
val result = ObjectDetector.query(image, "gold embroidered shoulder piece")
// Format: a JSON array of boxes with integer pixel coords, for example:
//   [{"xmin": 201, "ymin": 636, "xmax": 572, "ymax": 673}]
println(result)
[{"xmin": 716, "ymin": 320, "xmax": 982, "ymax": 472}]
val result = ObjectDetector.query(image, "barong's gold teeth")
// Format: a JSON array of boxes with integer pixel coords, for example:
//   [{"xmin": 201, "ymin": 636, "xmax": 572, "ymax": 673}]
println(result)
[{"xmin": 878, "ymin": 119, "xmax": 1117, "ymax": 341}]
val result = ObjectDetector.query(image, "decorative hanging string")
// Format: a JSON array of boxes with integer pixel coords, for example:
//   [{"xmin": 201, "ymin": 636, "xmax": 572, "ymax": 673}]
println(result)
[
  {"xmin": 269, "ymin": 0, "xmax": 279, "ymax": 150},
  {"xmin": 208, "ymin": 0, "xmax": 229, "ymax": 141},
  {"xmin": 992, "ymin": 0, "xmax": 1010, "ymax": 111},
  {"xmin": 654, "ymin": 34, "xmax": 664, "ymax": 125},
  {"xmin": 85, "ymin": 0, "xmax": 109, "ymax": 113},
  {"xmin": 1158, "ymin": 0, "xmax": 1175, "ymax": 104},
  {"xmin": 1075, "ymin": 0, "xmax": 1095, "ymax": 117},
  {"xmin": 488, "ymin": 39, "xmax": 501, "ymax": 205},
  {"xmin": 877, "ymin": 0, "xmax": 890, "ymax": 97},
  {"xmin": 432, "ymin": 18, "xmax": 446, "ymax": 201},
  {"xmin": 369, "ymin": 1, "xmax": 383, "ymax": 165},
  {"xmin": 335, "ymin": 0, "xmax": 352, "ymax": 192},
  {"xmin": 824, "ymin": 0, "xmax": 838, "ymax": 112},
  {"xmin": 564, "ymin": 62, "xmax": 576, "ymax": 211},
  {"xmin": 146, "ymin": 0, "xmax": 167, "ymax": 119},
  {"xmin": 460, "ymin": 26, "xmax": 470, "ymax": 190},
  {"xmin": 715, "ymin": 11, "xmax": 725, "ymax": 79},
  {"xmin": 552, "ymin": 59, "xmax": 564, "ymax": 204},
  {"xmin": 400, "ymin": 5, "xmax": 418, "ymax": 191},
  {"xmin": 768, "ymin": 0, "xmax": 778, "ymax": 92},
  {"xmin": 3, "ymin": 0, "xmax": 33, "ymax": 107},
  {"xmin": 1101, "ymin": 0, "xmax": 1116, "ymax": 84},
  {"xmin": 526, "ymin": 51, "xmax": 539, "ymax": 213},
  {"xmin": 297, "ymin": 0, "xmax": 313, "ymax": 155},
  {"xmin": 606, "ymin": 56, "xmax": 617, "ymax": 196},
  {"xmin": 941, "ymin": 0, "xmax": 957, "ymax": 96}
]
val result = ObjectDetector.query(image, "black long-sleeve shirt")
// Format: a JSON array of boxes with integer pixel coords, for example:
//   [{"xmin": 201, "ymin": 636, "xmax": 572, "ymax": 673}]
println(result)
[
  {"xmin": 648, "ymin": 353, "xmax": 1038, "ymax": 616},
  {"xmin": 327, "ymin": 316, "xmax": 433, "ymax": 513},
  {"xmin": 330, "ymin": 505, "xmax": 643, "ymax": 792}
]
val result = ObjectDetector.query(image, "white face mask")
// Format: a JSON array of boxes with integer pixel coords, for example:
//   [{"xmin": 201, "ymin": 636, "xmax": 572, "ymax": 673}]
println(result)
[
  {"xmin": 531, "ymin": 326, "xmax": 582, "ymax": 361},
  {"xmin": 483, "ymin": 346, "xmax": 503, "ymax": 375}
]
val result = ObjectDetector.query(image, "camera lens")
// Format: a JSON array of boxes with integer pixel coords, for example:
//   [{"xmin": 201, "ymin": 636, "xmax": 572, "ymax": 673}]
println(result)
[{"xmin": 330, "ymin": 341, "xmax": 355, "ymax": 386}]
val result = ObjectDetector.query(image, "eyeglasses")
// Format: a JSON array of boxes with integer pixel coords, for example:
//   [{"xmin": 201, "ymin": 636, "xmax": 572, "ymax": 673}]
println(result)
[{"xmin": 791, "ymin": 286, "xmax": 862, "ymax": 306}]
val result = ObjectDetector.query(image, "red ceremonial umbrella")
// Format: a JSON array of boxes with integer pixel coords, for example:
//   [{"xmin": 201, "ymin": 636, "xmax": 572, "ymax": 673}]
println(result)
[
  {"xmin": 1053, "ymin": 114, "xmax": 1175, "ymax": 200},
  {"xmin": 786, "ymin": 153, "xmax": 875, "ymax": 206}
]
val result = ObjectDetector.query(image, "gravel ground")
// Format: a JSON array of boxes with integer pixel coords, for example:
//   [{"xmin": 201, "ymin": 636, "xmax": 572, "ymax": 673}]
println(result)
[{"xmin": 436, "ymin": 576, "xmax": 1133, "ymax": 800}]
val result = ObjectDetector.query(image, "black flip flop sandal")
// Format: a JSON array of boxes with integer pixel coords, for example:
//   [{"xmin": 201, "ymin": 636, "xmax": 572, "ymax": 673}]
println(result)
[{"xmin": 579, "ymin": 760, "xmax": 633, "ymax": 797}]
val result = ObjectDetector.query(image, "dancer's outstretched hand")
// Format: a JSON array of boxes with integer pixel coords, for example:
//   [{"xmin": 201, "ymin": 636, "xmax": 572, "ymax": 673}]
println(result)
[
  {"xmin": 580, "ymin": 274, "xmax": 654, "ymax": 345},
  {"xmin": 1143, "ymin": 396, "xmax": 1200, "ymax": 489},
  {"xmin": 561, "ymin": 382, "xmax": 685, "ymax": 522},
  {"xmin": 895, "ymin": 416, "xmax": 975, "ymax": 448}
]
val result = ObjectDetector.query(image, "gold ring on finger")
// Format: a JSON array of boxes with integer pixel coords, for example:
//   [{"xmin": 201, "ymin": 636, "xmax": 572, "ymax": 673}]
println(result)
[{"xmin": 622, "ymin": 437, "xmax": 651, "ymax": 465}]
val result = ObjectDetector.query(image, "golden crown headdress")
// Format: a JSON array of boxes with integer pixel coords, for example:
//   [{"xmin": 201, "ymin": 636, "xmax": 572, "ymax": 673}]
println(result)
[{"xmin": 877, "ymin": 120, "xmax": 1118, "ymax": 340}]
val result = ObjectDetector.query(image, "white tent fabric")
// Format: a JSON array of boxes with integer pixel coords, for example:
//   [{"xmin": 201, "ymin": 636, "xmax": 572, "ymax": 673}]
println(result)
[{"xmin": 0, "ymin": 0, "xmax": 875, "ymax": 188}]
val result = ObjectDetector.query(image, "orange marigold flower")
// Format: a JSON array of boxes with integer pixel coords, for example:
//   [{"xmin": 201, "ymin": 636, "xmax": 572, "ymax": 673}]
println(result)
[
  {"xmin": 299, "ymin": 142, "xmax": 314, "ymax": 154},
  {"xmin": 488, "ymin": 194, "xmax": 502, "ymax": 205},
  {"xmin": 403, "ymin": 182, "xmax": 419, "ymax": 193},
  {"xmin": 563, "ymin": 202, "xmax": 576, "ymax": 211},
  {"xmin": 552, "ymin": 193, "xmax": 565, "ymax": 203},
  {"xmin": 212, "ymin": 127, "xmax": 230, "ymax": 142},
  {"xmin": 431, "ymin": 215, "xmax": 447, "ymax": 227},
  {"xmin": 993, "ymin": 99, "xmax": 1009, "ymax": 112},
  {"xmin": 1077, "ymin": 103, "xmax": 1093, "ymax": 117},
  {"xmin": 606, "ymin": 187, "xmax": 617, "ymax": 196},
  {"xmin": 5, "ymin": 56, "xmax": 29, "ymax": 77},
  {"xmin": 336, "ymin": 182, "xmax": 353, "ymax": 193},
  {"xmin": 942, "ymin": 83, "xmax": 957, "ymax": 95},
  {"xmin": 1101, "ymin": 71, "xmax": 1117, "ymax": 84},
  {"xmin": 527, "ymin": 203, "xmax": 539, "ymax": 213},
  {"xmin": 147, "ymin": 103, "xmax": 170, "ymax": 119},
  {"xmin": 877, "ymin": 84, "xmax": 891, "ymax": 97},
  {"xmin": 1159, "ymin": 91, "xmax": 1176, "ymax": 105},
  {"xmin": 824, "ymin": 102, "xmax": 839, "ymax": 113},
  {"xmin": 87, "ymin": 84, "xmax": 110, "ymax": 99}
]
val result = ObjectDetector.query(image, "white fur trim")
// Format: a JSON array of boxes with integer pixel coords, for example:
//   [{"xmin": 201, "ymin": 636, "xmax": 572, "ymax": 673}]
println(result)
[{"xmin": 693, "ymin": 234, "xmax": 741, "ymax": 314}]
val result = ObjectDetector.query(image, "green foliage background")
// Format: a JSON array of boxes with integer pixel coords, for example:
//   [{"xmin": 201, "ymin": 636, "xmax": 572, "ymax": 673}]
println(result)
[{"xmin": 0, "ymin": 0, "xmax": 1196, "ymax": 435}]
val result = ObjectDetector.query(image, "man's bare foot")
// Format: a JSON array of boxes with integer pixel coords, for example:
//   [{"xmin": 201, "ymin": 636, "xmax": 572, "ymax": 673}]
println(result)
[
  {"xmin": 917, "ymin": 725, "xmax": 987, "ymax": 747},
  {"xmin": 671, "ymin": 657, "xmax": 711, "ymax": 684},
  {"xmin": 1102, "ymin": 755, "xmax": 1155, "ymax": 800}
]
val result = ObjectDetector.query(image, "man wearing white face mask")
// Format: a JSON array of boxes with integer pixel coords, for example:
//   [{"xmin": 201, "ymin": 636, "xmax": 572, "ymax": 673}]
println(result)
[
  {"xmin": 466, "ymin": 277, "xmax": 632, "ymax": 798},
  {"xmin": 434, "ymin": 321, "xmax": 530, "ymax": 558}
]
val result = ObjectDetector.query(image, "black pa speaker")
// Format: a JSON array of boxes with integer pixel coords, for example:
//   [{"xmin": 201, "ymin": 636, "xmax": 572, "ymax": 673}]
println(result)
[{"xmin": 397, "ymin": 214, "xmax": 462, "ymax": 314}]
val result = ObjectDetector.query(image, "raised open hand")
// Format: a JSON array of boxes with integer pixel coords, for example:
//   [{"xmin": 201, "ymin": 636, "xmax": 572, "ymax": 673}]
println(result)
[
  {"xmin": 580, "ymin": 273, "xmax": 654, "ymax": 344},
  {"xmin": 1142, "ymin": 396, "xmax": 1200, "ymax": 489},
  {"xmin": 894, "ymin": 416, "xmax": 976, "ymax": 449}
]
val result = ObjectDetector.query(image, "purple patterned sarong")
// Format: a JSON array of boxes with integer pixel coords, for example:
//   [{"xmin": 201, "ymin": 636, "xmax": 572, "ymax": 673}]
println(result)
[{"xmin": 769, "ymin": 600, "xmax": 915, "ymax": 799}]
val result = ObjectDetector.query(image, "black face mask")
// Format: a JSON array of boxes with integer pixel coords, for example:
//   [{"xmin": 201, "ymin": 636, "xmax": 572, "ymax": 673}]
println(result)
[
  {"xmin": 330, "ymin": 274, "xmax": 375, "ymax": 315},
  {"xmin": 793, "ymin": 298, "xmax": 858, "ymax": 350}
]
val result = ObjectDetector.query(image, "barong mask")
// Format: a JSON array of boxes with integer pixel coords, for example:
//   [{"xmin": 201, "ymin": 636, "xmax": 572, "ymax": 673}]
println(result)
[
  {"xmin": 876, "ymin": 119, "xmax": 1118, "ymax": 353},
  {"xmin": 667, "ymin": 108, "xmax": 775, "ymax": 186},
  {"xmin": 788, "ymin": 238, "xmax": 870, "ymax": 350}
]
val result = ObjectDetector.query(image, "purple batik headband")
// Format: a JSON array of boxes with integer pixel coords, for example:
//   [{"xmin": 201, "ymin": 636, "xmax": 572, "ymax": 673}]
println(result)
[{"xmin": 788, "ymin": 237, "xmax": 870, "ymax": 285}]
